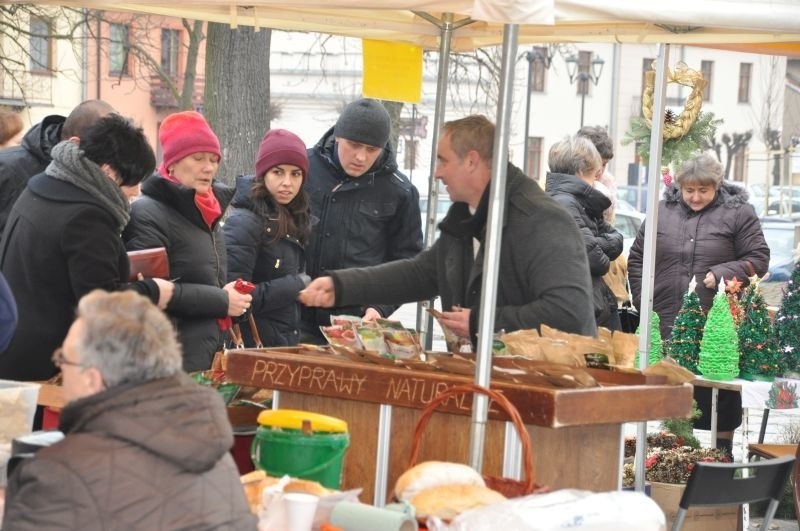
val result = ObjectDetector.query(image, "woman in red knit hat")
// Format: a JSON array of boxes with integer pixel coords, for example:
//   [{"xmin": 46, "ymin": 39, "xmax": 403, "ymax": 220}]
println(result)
[
  {"xmin": 223, "ymin": 128, "xmax": 312, "ymax": 346},
  {"xmin": 123, "ymin": 111, "xmax": 252, "ymax": 371}
]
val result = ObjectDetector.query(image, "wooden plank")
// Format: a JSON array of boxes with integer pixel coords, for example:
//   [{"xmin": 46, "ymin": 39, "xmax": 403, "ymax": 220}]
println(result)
[{"xmin": 225, "ymin": 348, "xmax": 692, "ymax": 428}]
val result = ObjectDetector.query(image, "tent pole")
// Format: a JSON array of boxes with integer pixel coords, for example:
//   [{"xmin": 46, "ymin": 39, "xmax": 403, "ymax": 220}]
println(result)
[
  {"xmin": 469, "ymin": 23, "xmax": 519, "ymax": 473},
  {"xmin": 413, "ymin": 12, "xmax": 472, "ymax": 350},
  {"xmin": 634, "ymin": 43, "xmax": 671, "ymax": 493}
]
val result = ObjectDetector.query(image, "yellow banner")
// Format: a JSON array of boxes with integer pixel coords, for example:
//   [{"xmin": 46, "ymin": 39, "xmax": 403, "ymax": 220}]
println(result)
[{"xmin": 362, "ymin": 39, "xmax": 422, "ymax": 104}]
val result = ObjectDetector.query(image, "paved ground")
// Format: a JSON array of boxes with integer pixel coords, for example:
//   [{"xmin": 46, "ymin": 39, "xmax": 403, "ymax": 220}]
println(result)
[{"xmin": 750, "ymin": 517, "xmax": 798, "ymax": 530}]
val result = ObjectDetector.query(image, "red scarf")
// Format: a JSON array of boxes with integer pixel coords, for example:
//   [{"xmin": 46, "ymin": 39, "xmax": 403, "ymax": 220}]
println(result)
[{"xmin": 160, "ymin": 169, "xmax": 221, "ymax": 228}]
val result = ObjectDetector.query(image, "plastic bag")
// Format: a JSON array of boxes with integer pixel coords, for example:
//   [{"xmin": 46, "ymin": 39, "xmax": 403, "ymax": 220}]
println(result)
[{"xmin": 426, "ymin": 489, "xmax": 665, "ymax": 531}]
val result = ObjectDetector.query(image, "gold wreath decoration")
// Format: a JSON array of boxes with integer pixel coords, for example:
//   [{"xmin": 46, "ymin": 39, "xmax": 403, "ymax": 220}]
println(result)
[{"xmin": 641, "ymin": 62, "xmax": 707, "ymax": 140}]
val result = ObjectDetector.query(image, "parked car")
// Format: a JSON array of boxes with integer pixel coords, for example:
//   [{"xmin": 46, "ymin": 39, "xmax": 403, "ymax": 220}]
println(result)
[
  {"xmin": 760, "ymin": 216, "xmax": 800, "ymax": 282},
  {"xmin": 419, "ymin": 196, "xmax": 452, "ymax": 236},
  {"xmin": 614, "ymin": 210, "xmax": 645, "ymax": 258}
]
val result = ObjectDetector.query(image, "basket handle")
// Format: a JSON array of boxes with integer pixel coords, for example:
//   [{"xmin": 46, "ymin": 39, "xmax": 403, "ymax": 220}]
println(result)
[{"xmin": 407, "ymin": 383, "xmax": 535, "ymax": 495}]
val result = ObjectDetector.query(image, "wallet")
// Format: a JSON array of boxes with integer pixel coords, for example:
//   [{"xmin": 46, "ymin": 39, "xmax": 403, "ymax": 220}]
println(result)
[{"xmin": 127, "ymin": 247, "xmax": 169, "ymax": 282}]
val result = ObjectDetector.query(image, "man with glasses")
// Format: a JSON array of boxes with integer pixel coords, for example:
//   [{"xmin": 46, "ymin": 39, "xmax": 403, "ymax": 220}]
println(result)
[{"xmin": 3, "ymin": 289, "xmax": 256, "ymax": 530}]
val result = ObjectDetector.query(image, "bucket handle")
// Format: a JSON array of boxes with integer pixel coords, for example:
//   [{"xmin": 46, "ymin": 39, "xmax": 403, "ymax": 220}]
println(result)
[{"xmin": 249, "ymin": 437, "xmax": 348, "ymax": 479}]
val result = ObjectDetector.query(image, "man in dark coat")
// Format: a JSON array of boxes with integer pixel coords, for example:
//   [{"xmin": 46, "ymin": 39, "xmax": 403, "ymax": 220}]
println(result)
[
  {"xmin": 0, "ymin": 100, "xmax": 114, "ymax": 235},
  {"xmin": 3, "ymin": 289, "xmax": 256, "ymax": 530},
  {"xmin": 300, "ymin": 98, "xmax": 423, "ymax": 341},
  {"xmin": 300, "ymin": 115, "xmax": 596, "ymax": 342},
  {"xmin": 0, "ymin": 114, "xmax": 171, "ymax": 382}
]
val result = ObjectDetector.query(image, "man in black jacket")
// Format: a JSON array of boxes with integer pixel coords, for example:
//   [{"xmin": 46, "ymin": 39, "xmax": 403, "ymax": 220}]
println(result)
[
  {"xmin": 300, "ymin": 98, "xmax": 423, "ymax": 341},
  {"xmin": 300, "ymin": 115, "xmax": 596, "ymax": 343},
  {"xmin": 0, "ymin": 100, "xmax": 114, "ymax": 235}
]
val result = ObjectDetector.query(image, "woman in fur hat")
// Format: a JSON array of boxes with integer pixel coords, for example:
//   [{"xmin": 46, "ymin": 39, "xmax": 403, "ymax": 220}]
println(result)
[
  {"xmin": 224, "ymin": 129, "xmax": 313, "ymax": 346},
  {"xmin": 123, "ymin": 111, "xmax": 252, "ymax": 371}
]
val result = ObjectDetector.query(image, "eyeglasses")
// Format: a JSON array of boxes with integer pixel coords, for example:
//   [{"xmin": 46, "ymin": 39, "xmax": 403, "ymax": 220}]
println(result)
[{"xmin": 51, "ymin": 348, "xmax": 86, "ymax": 369}]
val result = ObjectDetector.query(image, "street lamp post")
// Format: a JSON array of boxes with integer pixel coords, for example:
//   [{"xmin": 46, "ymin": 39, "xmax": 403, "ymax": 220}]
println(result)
[
  {"xmin": 565, "ymin": 53, "xmax": 605, "ymax": 128},
  {"xmin": 522, "ymin": 46, "xmax": 553, "ymax": 175}
]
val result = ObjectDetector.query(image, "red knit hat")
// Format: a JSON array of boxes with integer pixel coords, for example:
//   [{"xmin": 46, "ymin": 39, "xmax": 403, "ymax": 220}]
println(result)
[
  {"xmin": 159, "ymin": 111, "xmax": 221, "ymax": 172},
  {"xmin": 255, "ymin": 129, "xmax": 308, "ymax": 179}
]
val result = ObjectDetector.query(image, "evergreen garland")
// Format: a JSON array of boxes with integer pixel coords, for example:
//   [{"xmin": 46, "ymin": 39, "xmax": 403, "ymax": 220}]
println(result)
[
  {"xmin": 776, "ymin": 261, "xmax": 800, "ymax": 374},
  {"xmin": 622, "ymin": 111, "xmax": 722, "ymax": 168},
  {"xmin": 738, "ymin": 278, "xmax": 784, "ymax": 379},
  {"xmin": 668, "ymin": 284, "xmax": 705, "ymax": 374},
  {"xmin": 698, "ymin": 283, "xmax": 740, "ymax": 381}
]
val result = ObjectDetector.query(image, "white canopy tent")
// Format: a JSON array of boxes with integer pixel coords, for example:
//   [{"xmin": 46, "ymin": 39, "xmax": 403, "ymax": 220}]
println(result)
[{"xmin": 12, "ymin": 0, "xmax": 800, "ymax": 499}]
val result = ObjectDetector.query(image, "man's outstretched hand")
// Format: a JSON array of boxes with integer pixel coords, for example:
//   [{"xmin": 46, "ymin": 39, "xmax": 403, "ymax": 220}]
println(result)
[{"xmin": 298, "ymin": 276, "xmax": 336, "ymax": 308}]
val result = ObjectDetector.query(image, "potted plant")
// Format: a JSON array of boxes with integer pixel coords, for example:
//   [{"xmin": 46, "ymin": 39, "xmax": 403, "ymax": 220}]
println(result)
[{"xmin": 622, "ymin": 406, "xmax": 737, "ymax": 530}]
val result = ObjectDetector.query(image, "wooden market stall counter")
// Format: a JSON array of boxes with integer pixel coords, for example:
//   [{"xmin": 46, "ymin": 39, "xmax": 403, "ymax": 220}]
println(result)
[{"xmin": 225, "ymin": 347, "xmax": 692, "ymax": 504}]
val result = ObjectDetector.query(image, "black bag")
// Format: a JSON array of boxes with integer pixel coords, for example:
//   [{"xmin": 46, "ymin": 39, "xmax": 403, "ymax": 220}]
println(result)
[{"xmin": 619, "ymin": 301, "xmax": 640, "ymax": 333}]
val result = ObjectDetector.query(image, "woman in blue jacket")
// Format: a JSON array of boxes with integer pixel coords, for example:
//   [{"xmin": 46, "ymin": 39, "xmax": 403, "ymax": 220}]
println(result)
[{"xmin": 224, "ymin": 129, "xmax": 312, "ymax": 346}]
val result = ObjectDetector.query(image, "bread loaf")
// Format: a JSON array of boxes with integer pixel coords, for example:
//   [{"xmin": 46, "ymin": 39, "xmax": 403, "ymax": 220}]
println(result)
[
  {"xmin": 284, "ymin": 478, "xmax": 330, "ymax": 497},
  {"xmin": 411, "ymin": 484, "xmax": 506, "ymax": 520},
  {"xmin": 240, "ymin": 470, "xmax": 281, "ymax": 513},
  {"xmin": 394, "ymin": 461, "xmax": 485, "ymax": 502}
]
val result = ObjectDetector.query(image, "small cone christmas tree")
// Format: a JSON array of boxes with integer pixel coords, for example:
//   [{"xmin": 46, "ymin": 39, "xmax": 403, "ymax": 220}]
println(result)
[
  {"xmin": 698, "ymin": 278, "xmax": 740, "ymax": 381},
  {"xmin": 739, "ymin": 274, "xmax": 784, "ymax": 380},
  {"xmin": 776, "ymin": 260, "xmax": 800, "ymax": 374},
  {"xmin": 668, "ymin": 277, "xmax": 705, "ymax": 374},
  {"xmin": 635, "ymin": 311, "xmax": 663, "ymax": 368}
]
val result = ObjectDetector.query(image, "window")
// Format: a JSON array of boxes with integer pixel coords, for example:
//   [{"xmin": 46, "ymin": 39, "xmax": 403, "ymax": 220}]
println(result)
[
  {"xmin": 733, "ymin": 148, "xmax": 745, "ymax": 182},
  {"xmin": 29, "ymin": 17, "xmax": 52, "ymax": 72},
  {"xmin": 531, "ymin": 46, "xmax": 547, "ymax": 92},
  {"xmin": 403, "ymin": 138, "xmax": 418, "ymax": 170},
  {"xmin": 576, "ymin": 50, "xmax": 592, "ymax": 96},
  {"xmin": 161, "ymin": 29, "xmax": 180, "ymax": 77},
  {"xmin": 109, "ymin": 24, "xmax": 130, "ymax": 76},
  {"xmin": 641, "ymin": 57, "xmax": 655, "ymax": 95},
  {"xmin": 526, "ymin": 137, "xmax": 542, "ymax": 181},
  {"xmin": 738, "ymin": 63, "xmax": 752, "ymax": 104},
  {"xmin": 701, "ymin": 60, "xmax": 713, "ymax": 102}
]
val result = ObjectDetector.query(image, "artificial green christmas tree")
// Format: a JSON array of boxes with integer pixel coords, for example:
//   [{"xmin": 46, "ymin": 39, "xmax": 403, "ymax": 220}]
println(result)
[
  {"xmin": 739, "ymin": 275, "xmax": 784, "ymax": 380},
  {"xmin": 698, "ymin": 278, "xmax": 740, "ymax": 380},
  {"xmin": 635, "ymin": 311, "xmax": 663, "ymax": 368},
  {"xmin": 776, "ymin": 260, "xmax": 800, "ymax": 374},
  {"xmin": 668, "ymin": 277, "xmax": 705, "ymax": 374}
]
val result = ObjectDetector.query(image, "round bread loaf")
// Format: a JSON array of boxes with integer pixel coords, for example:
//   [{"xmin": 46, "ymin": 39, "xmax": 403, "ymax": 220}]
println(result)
[
  {"xmin": 411, "ymin": 484, "xmax": 506, "ymax": 520},
  {"xmin": 394, "ymin": 461, "xmax": 485, "ymax": 502}
]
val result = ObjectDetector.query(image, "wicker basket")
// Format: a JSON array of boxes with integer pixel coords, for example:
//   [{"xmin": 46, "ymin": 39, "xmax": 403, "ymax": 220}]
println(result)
[{"xmin": 408, "ymin": 383, "xmax": 545, "ymax": 498}]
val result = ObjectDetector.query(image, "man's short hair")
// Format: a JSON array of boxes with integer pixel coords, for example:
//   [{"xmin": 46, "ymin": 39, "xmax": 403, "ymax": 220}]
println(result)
[
  {"xmin": 61, "ymin": 100, "xmax": 114, "ymax": 140},
  {"xmin": 442, "ymin": 115, "xmax": 495, "ymax": 163},
  {"xmin": 576, "ymin": 125, "xmax": 614, "ymax": 161},
  {"xmin": 80, "ymin": 114, "xmax": 156, "ymax": 186},
  {"xmin": 75, "ymin": 290, "xmax": 182, "ymax": 387},
  {"xmin": 548, "ymin": 135, "xmax": 601, "ymax": 176}
]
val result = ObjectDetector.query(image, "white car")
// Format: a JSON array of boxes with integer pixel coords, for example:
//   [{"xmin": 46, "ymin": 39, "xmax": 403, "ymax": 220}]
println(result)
[{"xmin": 614, "ymin": 210, "xmax": 645, "ymax": 257}]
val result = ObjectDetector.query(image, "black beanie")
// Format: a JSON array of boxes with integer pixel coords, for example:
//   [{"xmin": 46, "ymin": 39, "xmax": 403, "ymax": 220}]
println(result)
[{"xmin": 333, "ymin": 98, "xmax": 390, "ymax": 148}]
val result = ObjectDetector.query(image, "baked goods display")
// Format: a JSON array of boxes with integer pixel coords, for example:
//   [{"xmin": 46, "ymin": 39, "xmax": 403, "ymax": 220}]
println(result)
[
  {"xmin": 394, "ymin": 460, "xmax": 485, "ymax": 501},
  {"xmin": 240, "ymin": 471, "xmax": 330, "ymax": 514},
  {"xmin": 411, "ymin": 483, "xmax": 507, "ymax": 521},
  {"xmin": 394, "ymin": 461, "xmax": 506, "ymax": 521}
]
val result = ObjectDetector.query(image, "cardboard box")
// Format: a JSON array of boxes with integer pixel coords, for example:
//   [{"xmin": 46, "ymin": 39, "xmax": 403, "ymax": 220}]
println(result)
[{"xmin": 650, "ymin": 481, "xmax": 739, "ymax": 531}]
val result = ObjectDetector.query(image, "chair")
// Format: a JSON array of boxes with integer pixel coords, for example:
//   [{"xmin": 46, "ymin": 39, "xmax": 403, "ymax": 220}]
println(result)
[
  {"xmin": 671, "ymin": 455, "xmax": 795, "ymax": 531},
  {"xmin": 748, "ymin": 443, "xmax": 798, "ymax": 461}
]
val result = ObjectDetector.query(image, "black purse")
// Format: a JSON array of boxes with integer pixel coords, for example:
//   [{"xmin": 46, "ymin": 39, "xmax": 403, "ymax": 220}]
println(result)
[
  {"xmin": 619, "ymin": 301, "xmax": 640, "ymax": 333},
  {"xmin": 619, "ymin": 276, "xmax": 640, "ymax": 334}
]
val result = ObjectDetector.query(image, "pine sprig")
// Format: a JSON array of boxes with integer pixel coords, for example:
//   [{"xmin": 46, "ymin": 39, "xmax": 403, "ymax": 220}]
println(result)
[{"xmin": 622, "ymin": 111, "xmax": 722, "ymax": 168}]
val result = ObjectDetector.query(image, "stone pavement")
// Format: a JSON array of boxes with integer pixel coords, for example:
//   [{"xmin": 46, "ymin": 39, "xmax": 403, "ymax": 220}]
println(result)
[{"xmin": 750, "ymin": 517, "xmax": 798, "ymax": 530}]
